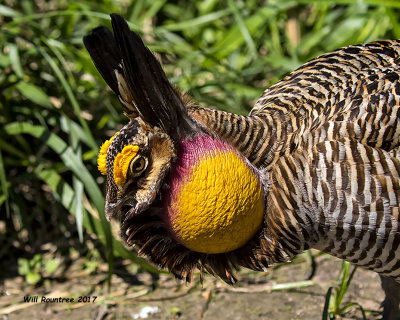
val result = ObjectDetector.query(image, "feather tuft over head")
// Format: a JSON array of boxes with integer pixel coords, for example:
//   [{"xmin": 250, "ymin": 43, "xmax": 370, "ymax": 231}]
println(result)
[{"xmin": 83, "ymin": 14, "xmax": 197, "ymax": 140}]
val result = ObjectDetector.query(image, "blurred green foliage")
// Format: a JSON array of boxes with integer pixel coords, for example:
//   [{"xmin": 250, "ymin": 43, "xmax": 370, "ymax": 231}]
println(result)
[
  {"xmin": 1, "ymin": 0, "xmax": 399, "ymax": 283},
  {"xmin": 18, "ymin": 254, "xmax": 60, "ymax": 285}
]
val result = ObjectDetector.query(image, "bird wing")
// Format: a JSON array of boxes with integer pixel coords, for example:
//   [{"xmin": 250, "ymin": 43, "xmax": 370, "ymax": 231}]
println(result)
[
  {"xmin": 267, "ymin": 137, "xmax": 400, "ymax": 275},
  {"xmin": 250, "ymin": 41, "xmax": 400, "ymax": 153}
]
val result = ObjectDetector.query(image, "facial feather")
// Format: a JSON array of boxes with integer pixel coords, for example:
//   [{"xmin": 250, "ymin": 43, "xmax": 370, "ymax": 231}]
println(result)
[{"xmin": 133, "ymin": 130, "xmax": 175, "ymax": 210}]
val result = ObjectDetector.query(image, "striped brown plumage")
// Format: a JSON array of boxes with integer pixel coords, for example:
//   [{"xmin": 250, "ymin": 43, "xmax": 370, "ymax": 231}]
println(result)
[
  {"xmin": 84, "ymin": 16, "xmax": 400, "ymax": 319},
  {"xmin": 190, "ymin": 40, "xmax": 400, "ymax": 319},
  {"xmin": 191, "ymin": 40, "xmax": 400, "ymax": 167}
]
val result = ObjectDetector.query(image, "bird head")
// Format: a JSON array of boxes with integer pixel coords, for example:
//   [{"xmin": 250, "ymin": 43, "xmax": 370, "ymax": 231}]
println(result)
[{"xmin": 84, "ymin": 14, "xmax": 269, "ymax": 283}]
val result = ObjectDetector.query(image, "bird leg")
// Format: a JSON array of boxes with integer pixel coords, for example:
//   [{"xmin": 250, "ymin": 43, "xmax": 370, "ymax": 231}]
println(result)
[{"xmin": 380, "ymin": 275, "xmax": 400, "ymax": 320}]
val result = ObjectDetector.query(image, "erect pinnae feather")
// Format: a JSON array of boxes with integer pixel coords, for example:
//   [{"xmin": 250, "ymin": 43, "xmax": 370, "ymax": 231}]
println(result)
[{"xmin": 110, "ymin": 14, "xmax": 197, "ymax": 138}]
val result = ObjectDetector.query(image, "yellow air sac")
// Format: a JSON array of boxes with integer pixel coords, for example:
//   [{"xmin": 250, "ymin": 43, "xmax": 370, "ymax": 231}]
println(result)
[{"xmin": 162, "ymin": 136, "xmax": 264, "ymax": 254}]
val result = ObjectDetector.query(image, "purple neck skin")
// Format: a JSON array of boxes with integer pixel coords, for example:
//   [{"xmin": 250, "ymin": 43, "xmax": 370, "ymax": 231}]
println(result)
[
  {"xmin": 174, "ymin": 134, "xmax": 232, "ymax": 171},
  {"xmin": 168, "ymin": 134, "xmax": 261, "ymax": 188}
]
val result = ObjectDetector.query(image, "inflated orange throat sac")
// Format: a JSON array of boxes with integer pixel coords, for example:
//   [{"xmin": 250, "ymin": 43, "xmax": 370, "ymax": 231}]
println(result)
[{"xmin": 161, "ymin": 135, "xmax": 264, "ymax": 254}]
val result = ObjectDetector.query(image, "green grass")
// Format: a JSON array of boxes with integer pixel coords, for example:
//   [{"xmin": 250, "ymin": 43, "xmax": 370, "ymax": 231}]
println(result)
[
  {"xmin": 322, "ymin": 261, "xmax": 367, "ymax": 319},
  {"xmin": 1, "ymin": 0, "xmax": 399, "ymax": 299}
]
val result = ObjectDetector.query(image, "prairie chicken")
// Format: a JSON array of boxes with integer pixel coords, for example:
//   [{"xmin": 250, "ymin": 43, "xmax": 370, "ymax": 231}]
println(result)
[{"xmin": 84, "ymin": 14, "xmax": 400, "ymax": 319}]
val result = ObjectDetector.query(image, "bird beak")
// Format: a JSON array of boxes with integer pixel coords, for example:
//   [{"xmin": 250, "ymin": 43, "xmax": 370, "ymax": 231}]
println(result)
[
  {"xmin": 105, "ymin": 192, "xmax": 124, "ymax": 222},
  {"xmin": 105, "ymin": 200, "xmax": 119, "ymax": 222},
  {"xmin": 105, "ymin": 192, "xmax": 138, "ymax": 222}
]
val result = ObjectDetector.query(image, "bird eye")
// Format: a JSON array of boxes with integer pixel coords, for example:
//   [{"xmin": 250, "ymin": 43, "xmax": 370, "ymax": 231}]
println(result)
[{"xmin": 129, "ymin": 156, "xmax": 147, "ymax": 176}]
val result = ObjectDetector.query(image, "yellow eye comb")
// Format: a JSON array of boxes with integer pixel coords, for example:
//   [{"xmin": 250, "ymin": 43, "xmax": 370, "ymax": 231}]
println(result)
[{"xmin": 113, "ymin": 145, "xmax": 139, "ymax": 185}]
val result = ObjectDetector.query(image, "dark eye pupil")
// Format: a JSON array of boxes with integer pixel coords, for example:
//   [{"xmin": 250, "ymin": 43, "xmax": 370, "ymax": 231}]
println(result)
[{"xmin": 133, "ymin": 158, "xmax": 145, "ymax": 172}]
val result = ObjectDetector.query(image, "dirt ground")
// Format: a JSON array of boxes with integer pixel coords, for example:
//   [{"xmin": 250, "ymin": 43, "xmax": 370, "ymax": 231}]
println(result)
[{"xmin": 0, "ymin": 250, "xmax": 386, "ymax": 320}]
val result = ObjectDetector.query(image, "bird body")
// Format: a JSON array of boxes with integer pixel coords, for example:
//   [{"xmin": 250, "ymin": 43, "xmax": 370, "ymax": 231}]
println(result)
[
  {"xmin": 190, "ymin": 40, "xmax": 400, "ymax": 169},
  {"xmin": 84, "ymin": 14, "xmax": 400, "ymax": 319}
]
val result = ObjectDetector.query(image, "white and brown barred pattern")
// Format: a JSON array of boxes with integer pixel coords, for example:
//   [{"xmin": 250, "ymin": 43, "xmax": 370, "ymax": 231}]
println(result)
[
  {"xmin": 87, "ymin": 15, "xmax": 400, "ymax": 287},
  {"xmin": 264, "ymin": 139, "xmax": 400, "ymax": 279},
  {"xmin": 189, "ymin": 40, "xmax": 400, "ymax": 280},
  {"xmin": 190, "ymin": 40, "xmax": 400, "ymax": 169}
]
